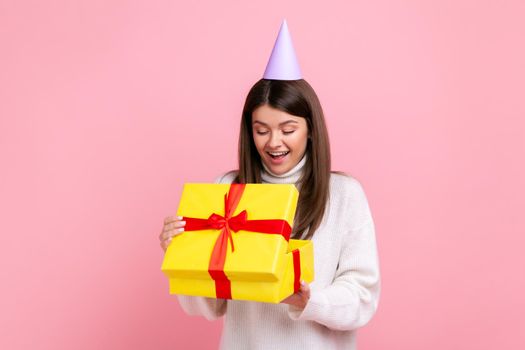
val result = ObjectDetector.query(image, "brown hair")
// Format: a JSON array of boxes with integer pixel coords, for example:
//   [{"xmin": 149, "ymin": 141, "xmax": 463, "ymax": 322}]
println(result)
[{"xmin": 236, "ymin": 79, "xmax": 331, "ymax": 239}]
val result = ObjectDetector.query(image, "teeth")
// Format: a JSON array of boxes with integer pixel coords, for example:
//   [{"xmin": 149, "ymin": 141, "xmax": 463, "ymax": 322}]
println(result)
[{"xmin": 268, "ymin": 151, "xmax": 289, "ymax": 156}]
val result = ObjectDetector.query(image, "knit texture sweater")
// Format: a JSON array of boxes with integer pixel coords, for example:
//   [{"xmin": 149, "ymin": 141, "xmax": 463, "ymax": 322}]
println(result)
[{"xmin": 177, "ymin": 159, "xmax": 380, "ymax": 350}]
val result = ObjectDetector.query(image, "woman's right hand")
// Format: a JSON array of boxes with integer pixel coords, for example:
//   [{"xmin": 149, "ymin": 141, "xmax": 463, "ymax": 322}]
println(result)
[{"xmin": 159, "ymin": 215, "xmax": 186, "ymax": 252}]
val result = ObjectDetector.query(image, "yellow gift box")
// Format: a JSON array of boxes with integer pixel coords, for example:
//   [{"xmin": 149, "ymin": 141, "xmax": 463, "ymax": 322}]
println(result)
[{"xmin": 161, "ymin": 183, "xmax": 314, "ymax": 303}]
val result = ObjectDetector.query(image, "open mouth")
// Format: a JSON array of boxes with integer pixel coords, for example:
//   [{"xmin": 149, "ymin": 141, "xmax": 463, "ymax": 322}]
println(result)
[{"xmin": 267, "ymin": 151, "xmax": 290, "ymax": 160}]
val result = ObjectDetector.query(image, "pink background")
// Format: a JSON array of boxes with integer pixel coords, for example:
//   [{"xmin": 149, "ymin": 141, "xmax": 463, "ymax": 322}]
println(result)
[{"xmin": 1, "ymin": 1, "xmax": 524, "ymax": 349}]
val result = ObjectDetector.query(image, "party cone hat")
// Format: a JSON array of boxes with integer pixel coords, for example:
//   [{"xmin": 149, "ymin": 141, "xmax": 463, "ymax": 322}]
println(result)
[{"xmin": 263, "ymin": 20, "xmax": 302, "ymax": 80}]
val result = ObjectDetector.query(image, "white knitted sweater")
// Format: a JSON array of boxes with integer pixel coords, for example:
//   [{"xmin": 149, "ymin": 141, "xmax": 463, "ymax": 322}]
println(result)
[{"xmin": 177, "ymin": 158, "xmax": 381, "ymax": 350}]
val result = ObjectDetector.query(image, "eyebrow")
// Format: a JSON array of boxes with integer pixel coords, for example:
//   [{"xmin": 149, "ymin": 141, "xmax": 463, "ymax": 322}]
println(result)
[{"xmin": 252, "ymin": 120, "xmax": 299, "ymax": 127}]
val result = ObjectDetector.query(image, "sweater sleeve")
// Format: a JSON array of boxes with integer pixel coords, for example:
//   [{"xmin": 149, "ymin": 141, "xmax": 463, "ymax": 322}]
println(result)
[
  {"xmin": 287, "ymin": 219, "xmax": 381, "ymax": 331},
  {"xmin": 176, "ymin": 295, "xmax": 227, "ymax": 320}
]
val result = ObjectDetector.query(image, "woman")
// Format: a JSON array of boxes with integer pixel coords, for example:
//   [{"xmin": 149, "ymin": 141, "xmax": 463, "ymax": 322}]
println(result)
[
  {"xmin": 160, "ymin": 21, "xmax": 380, "ymax": 349},
  {"xmin": 159, "ymin": 78, "xmax": 380, "ymax": 349}
]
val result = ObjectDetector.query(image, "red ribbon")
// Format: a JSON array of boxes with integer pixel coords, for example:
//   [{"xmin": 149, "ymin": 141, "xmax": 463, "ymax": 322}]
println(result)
[
  {"xmin": 182, "ymin": 184, "xmax": 293, "ymax": 299},
  {"xmin": 292, "ymin": 249, "xmax": 301, "ymax": 293}
]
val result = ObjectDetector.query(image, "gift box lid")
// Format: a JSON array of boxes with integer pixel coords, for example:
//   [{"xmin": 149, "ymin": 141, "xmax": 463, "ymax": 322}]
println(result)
[{"xmin": 162, "ymin": 183, "xmax": 299, "ymax": 282}]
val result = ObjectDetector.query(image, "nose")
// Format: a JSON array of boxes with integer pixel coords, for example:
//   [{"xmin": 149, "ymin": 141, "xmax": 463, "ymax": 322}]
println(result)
[{"xmin": 267, "ymin": 131, "xmax": 283, "ymax": 149}]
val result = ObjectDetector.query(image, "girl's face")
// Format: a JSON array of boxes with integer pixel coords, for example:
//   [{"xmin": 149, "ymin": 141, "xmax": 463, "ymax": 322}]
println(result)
[{"xmin": 252, "ymin": 104, "xmax": 309, "ymax": 175}]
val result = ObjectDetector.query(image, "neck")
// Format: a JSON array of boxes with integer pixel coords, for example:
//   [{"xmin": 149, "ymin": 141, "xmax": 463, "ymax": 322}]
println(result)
[{"xmin": 261, "ymin": 154, "xmax": 307, "ymax": 184}]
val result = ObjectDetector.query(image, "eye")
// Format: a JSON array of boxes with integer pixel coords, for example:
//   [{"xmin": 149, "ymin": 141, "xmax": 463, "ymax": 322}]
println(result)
[
  {"xmin": 282, "ymin": 130, "xmax": 295, "ymax": 135},
  {"xmin": 255, "ymin": 130, "xmax": 269, "ymax": 135}
]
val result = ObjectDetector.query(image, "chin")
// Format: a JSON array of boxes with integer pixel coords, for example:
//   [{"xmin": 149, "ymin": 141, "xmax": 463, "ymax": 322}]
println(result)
[{"xmin": 268, "ymin": 164, "xmax": 291, "ymax": 175}]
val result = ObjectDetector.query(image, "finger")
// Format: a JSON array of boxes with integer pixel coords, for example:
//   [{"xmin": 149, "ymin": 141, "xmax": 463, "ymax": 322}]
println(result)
[
  {"xmin": 160, "ymin": 229, "xmax": 177, "ymax": 241},
  {"xmin": 164, "ymin": 215, "xmax": 183, "ymax": 225},
  {"xmin": 159, "ymin": 226, "xmax": 181, "ymax": 240},
  {"xmin": 300, "ymin": 280, "xmax": 310, "ymax": 292},
  {"xmin": 162, "ymin": 228, "xmax": 185, "ymax": 240},
  {"xmin": 163, "ymin": 221, "xmax": 186, "ymax": 231},
  {"xmin": 164, "ymin": 216, "xmax": 176, "ymax": 225},
  {"xmin": 160, "ymin": 238, "xmax": 172, "ymax": 252},
  {"xmin": 299, "ymin": 281, "xmax": 311, "ymax": 300}
]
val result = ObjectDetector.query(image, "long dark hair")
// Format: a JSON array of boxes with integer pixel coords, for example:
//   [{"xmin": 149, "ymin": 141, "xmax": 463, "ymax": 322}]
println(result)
[{"xmin": 236, "ymin": 79, "xmax": 331, "ymax": 239}]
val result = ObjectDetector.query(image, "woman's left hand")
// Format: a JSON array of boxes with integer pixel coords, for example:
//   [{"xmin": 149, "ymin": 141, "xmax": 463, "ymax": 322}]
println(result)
[{"xmin": 280, "ymin": 281, "xmax": 310, "ymax": 309}]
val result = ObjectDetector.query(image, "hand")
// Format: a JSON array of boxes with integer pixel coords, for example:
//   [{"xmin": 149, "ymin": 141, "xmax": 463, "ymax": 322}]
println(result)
[
  {"xmin": 159, "ymin": 215, "xmax": 186, "ymax": 252},
  {"xmin": 281, "ymin": 281, "xmax": 310, "ymax": 309}
]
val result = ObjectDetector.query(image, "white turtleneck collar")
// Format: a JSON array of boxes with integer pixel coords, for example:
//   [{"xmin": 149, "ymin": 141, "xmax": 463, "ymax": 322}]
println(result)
[{"xmin": 261, "ymin": 154, "xmax": 307, "ymax": 184}]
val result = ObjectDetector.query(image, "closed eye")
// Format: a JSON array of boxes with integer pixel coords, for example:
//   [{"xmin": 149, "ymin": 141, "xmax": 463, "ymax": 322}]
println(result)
[{"xmin": 283, "ymin": 130, "xmax": 295, "ymax": 135}]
